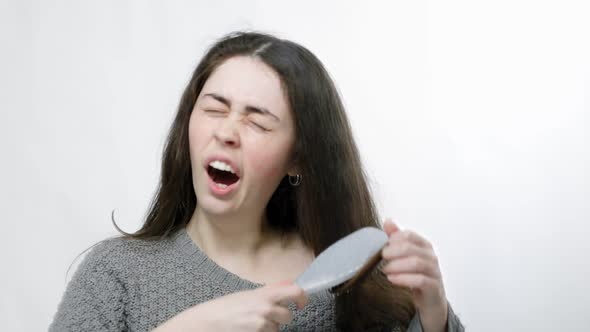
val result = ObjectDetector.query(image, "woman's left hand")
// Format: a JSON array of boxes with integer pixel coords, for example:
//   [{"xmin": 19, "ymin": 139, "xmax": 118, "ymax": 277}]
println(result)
[{"xmin": 381, "ymin": 219, "xmax": 448, "ymax": 332}]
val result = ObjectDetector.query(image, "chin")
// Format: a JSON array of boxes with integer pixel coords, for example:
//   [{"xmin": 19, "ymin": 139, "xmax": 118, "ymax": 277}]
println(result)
[{"xmin": 197, "ymin": 195, "xmax": 240, "ymax": 217}]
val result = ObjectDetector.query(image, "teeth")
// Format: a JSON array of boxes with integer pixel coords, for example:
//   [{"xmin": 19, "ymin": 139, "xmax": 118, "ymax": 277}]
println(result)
[
  {"xmin": 215, "ymin": 183, "xmax": 228, "ymax": 189},
  {"xmin": 208, "ymin": 160, "xmax": 236, "ymax": 174}
]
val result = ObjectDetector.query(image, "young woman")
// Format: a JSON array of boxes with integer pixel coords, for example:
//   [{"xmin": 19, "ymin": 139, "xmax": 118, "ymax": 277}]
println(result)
[{"xmin": 50, "ymin": 31, "xmax": 464, "ymax": 332}]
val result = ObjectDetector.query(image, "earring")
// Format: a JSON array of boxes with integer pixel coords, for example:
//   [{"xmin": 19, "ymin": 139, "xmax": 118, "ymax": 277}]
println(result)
[{"xmin": 288, "ymin": 174, "xmax": 302, "ymax": 186}]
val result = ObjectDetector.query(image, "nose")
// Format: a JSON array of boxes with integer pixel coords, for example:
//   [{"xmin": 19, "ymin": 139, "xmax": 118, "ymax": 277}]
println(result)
[{"xmin": 214, "ymin": 116, "xmax": 240, "ymax": 148}]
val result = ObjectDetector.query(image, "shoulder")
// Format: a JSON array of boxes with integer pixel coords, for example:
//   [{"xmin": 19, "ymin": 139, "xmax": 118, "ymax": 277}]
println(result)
[
  {"xmin": 75, "ymin": 232, "xmax": 179, "ymax": 277},
  {"xmin": 50, "ymin": 235, "xmax": 170, "ymax": 331}
]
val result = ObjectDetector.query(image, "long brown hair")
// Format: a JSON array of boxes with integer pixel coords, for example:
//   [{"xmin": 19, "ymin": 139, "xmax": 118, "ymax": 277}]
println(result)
[{"xmin": 117, "ymin": 31, "xmax": 415, "ymax": 331}]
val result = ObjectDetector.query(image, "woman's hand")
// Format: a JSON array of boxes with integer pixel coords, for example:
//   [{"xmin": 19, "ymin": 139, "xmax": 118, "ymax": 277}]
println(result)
[
  {"xmin": 154, "ymin": 281, "xmax": 308, "ymax": 332},
  {"xmin": 381, "ymin": 219, "xmax": 449, "ymax": 332}
]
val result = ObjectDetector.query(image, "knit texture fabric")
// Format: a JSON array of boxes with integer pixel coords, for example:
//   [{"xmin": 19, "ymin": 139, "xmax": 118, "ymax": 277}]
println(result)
[
  {"xmin": 49, "ymin": 227, "xmax": 464, "ymax": 331},
  {"xmin": 49, "ymin": 228, "xmax": 339, "ymax": 331}
]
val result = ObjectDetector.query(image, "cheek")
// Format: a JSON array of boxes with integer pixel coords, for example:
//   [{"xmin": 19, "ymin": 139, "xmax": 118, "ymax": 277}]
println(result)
[
  {"xmin": 246, "ymin": 138, "xmax": 293, "ymax": 180},
  {"xmin": 188, "ymin": 113, "xmax": 211, "ymax": 160}
]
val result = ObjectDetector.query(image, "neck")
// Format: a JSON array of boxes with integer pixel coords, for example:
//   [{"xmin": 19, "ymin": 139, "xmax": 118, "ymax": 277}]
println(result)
[{"xmin": 186, "ymin": 206, "xmax": 278, "ymax": 257}]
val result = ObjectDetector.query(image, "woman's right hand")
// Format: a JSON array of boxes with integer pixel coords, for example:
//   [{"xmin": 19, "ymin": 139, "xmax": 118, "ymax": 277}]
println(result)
[{"xmin": 153, "ymin": 281, "xmax": 308, "ymax": 332}]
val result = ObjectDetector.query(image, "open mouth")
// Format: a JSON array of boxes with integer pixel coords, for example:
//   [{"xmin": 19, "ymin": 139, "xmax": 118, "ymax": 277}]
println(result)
[{"xmin": 207, "ymin": 165, "xmax": 240, "ymax": 188}]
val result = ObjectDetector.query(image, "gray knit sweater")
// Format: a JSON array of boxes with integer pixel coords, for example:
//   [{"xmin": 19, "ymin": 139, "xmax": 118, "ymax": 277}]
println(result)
[{"xmin": 49, "ymin": 228, "xmax": 464, "ymax": 331}]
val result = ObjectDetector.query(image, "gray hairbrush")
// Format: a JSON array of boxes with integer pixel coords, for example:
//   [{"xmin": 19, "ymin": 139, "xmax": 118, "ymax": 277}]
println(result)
[{"xmin": 295, "ymin": 227, "xmax": 388, "ymax": 295}]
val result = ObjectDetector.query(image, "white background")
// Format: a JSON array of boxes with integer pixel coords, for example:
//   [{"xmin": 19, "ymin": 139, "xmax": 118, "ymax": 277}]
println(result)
[{"xmin": 1, "ymin": 1, "xmax": 589, "ymax": 331}]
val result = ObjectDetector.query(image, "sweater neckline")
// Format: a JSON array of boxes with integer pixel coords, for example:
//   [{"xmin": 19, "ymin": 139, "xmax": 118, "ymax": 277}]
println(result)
[
  {"xmin": 172, "ymin": 226, "xmax": 334, "ymax": 301},
  {"xmin": 173, "ymin": 226, "xmax": 263, "ymax": 290}
]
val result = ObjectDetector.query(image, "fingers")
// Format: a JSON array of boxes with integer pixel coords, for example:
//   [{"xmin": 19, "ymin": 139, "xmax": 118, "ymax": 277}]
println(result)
[
  {"xmin": 383, "ymin": 219, "xmax": 431, "ymax": 249},
  {"xmin": 381, "ymin": 256, "xmax": 441, "ymax": 278},
  {"xmin": 389, "ymin": 229, "xmax": 432, "ymax": 249},
  {"xmin": 380, "ymin": 221, "xmax": 442, "ymax": 282},
  {"xmin": 254, "ymin": 282, "xmax": 305, "ymax": 328},
  {"xmin": 263, "ymin": 305, "xmax": 293, "ymax": 325},
  {"xmin": 380, "ymin": 222, "xmax": 448, "ymax": 318},
  {"xmin": 383, "ymin": 218, "xmax": 400, "ymax": 236},
  {"xmin": 382, "ymin": 241, "xmax": 435, "ymax": 261},
  {"xmin": 261, "ymin": 323, "xmax": 279, "ymax": 332},
  {"xmin": 386, "ymin": 273, "xmax": 438, "ymax": 291},
  {"xmin": 257, "ymin": 318, "xmax": 279, "ymax": 332},
  {"xmin": 265, "ymin": 282, "xmax": 308, "ymax": 310}
]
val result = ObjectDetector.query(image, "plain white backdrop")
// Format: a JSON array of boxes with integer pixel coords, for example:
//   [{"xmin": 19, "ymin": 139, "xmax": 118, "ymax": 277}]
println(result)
[{"xmin": 1, "ymin": 1, "xmax": 589, "ymax": 331}]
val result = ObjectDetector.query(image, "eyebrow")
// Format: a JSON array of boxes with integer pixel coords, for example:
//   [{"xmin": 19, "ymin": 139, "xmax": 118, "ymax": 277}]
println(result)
[{"xmin": 203, "ymin": 93, "xmax": 280, "ymax": 122}]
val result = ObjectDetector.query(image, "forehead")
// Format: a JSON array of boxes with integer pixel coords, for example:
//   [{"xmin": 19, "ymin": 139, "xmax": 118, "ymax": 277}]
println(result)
[{"xmin": 199, "ymin": 56, "xmax": 290, "ymax": 114}]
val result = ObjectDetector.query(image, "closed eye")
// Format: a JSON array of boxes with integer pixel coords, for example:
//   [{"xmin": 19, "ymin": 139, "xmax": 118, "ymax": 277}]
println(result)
[
  {"xmin": 204, "ymin": 109, "xmax": 226, "ymax": 116},
  {"xmin": 250, "ymin": 121, "xmax": 269, "ymax": 132}
]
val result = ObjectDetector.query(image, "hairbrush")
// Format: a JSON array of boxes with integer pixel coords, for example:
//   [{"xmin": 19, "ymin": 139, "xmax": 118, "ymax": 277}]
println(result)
[{"xmin": 295, "ymin": 227, "xmax": 388, "ymax": 296}]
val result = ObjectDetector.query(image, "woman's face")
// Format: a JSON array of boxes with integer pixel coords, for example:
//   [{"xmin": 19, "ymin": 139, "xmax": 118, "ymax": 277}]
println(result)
[{"xmin": 188, "ymin": 56, "xmax": 296, "ymax": 219}]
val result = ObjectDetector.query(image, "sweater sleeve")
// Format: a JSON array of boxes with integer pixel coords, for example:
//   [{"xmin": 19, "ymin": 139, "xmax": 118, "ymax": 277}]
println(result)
[
  {"xmin": 49, "ymin": 241, "xmax": 128, "ymax": 332},
  {"xmin": 406, "ymin": 302, "xmax": 465, "ymax": 332}
]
